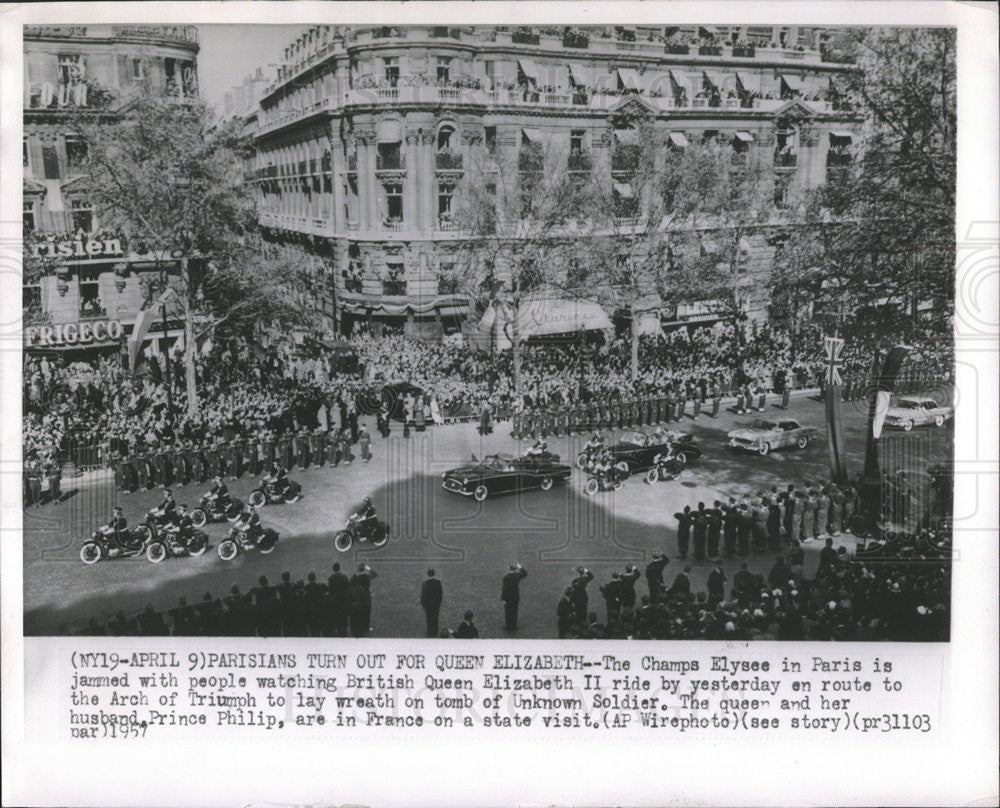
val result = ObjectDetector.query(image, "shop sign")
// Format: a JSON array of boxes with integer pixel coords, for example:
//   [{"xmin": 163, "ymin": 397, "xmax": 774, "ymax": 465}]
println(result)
[{"xmin": 25, "ymin": 320, "xmax": 123, "ymax": 347}]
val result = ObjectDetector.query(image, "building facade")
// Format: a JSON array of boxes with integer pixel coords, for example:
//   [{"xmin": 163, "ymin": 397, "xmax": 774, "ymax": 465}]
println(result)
[
  {"xmin": 247, "ymin": 25, "xmax": 861, "ymax": 339},
  {"xmin": 23, "ymin": 24, "xmax": 200, "ymax": 357}
]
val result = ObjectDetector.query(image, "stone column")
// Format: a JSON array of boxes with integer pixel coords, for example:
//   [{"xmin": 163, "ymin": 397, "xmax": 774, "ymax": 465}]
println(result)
[
  {"xmin": 421, "ymin": 132, "xmax": 436, "ymax": 232},
  {"xmin": 404, "ymin": 130, "xmax": 420, "ymax": 229}
]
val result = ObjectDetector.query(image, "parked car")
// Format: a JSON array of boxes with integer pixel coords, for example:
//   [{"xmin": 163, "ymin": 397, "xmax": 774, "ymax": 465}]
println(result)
[
  {"xmin": 442, "ymin": 451, "xmax": 572, "ymax": 501},
  {"xmin": 727, "ymin": 418, "xmax": 818, "ymax": 456},
  {"xmin": 608, "ymin": 430, "xmax": 701, "ymax": 474},
  {"xmin": 883, "ymin": 394, "xmax": 953, "ymax": 431}
]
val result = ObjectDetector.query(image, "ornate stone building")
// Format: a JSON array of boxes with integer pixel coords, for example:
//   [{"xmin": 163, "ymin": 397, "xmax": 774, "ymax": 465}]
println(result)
[{"xmin": 249, "ymin": 24, "xmax": 861, "ymax": 339}]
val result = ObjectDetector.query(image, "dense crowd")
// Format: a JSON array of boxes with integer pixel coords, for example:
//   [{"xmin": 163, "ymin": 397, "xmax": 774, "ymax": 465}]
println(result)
[{"xmin": 23, "ymin": 318, "xmax": 954, "ymax": 470}]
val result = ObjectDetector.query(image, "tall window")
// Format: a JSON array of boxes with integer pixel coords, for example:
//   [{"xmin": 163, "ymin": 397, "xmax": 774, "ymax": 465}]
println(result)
[
  {"xmin": 23, "ymin": 201, "xmax": 35, "ymax": 232},
  {"xmin": 22, "ymin": 137, "xmax": 30, "ymax": 172},
  {"xmin": 774, "ymin": 122, "xmax": 798, "ymax": 167},
  {"xmin": 382, "ymin": 183, "xmax": 403, "ymax": 223},
  {"xmin": 383, "ymin": 57, "xmax": 399, "ymax": 86},
  {"xmin": 436, "ymin": 56, "xmax": 451, "ymax": 84},
  {"xmin": 570, "ymin": 129, "xmax": 585, "ymax": 155},
  {"xmin": 65, "ymin": 136, "xmax": 88, "ymax": 171},
  {"xmin": 57, "ymin": 54, "xmax": 83, "ymax": 86},
  {"xmin": 70, "ymin": 199, "xmax": 93, "ymax": 232},
  {"xmin": 41, "ymin": 145, "xmax": 60, "ymax": 179},
  {"xmin": 484, "ymin": 126, "xmax": 497, "ymax": 156},
  {"xmin": 437, "ymin": 182, "xmax": 455, "ymax": 220},
  {"xmin": 131, "ymin": 58, "xmax": 145, "ymax": 83}
]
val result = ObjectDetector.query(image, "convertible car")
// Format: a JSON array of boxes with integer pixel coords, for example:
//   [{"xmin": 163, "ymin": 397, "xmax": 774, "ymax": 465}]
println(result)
[
  {"xmin": 883, "ymin": 394, "xmax": 953, "ymax": 431},
  {"xmin": 608, "ymin": 430, "xmax": 702, "ymax": 474},
  {"xmin": 728, "ymin": 418, "xmax": 818, "ymax": 456},
  {"xmin": 442, "ymin": 451, "xmax": 572, "ymax": 501}
]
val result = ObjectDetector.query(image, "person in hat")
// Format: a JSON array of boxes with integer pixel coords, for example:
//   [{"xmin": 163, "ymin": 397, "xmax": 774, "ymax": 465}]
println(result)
[
  {"xmin": 570, "ymin": 566, "xmax": 594, "ymax": 623},
  {"xmin": 150, "ymin": 487, "xmax": 178, "ymax": 526},
  {"xmin": 358, "ymin": 423, "xmax": 372, "ymax": 463},
  {"xmin": 97, "ymin": 505, "xmax": 129, "ymax": 551},
  {"xmin": 707, "ymin": 559, "xmax": 727, "ymax": 604},
  {"xmin": 600, "ymin": 571, "xmax": 623, "ymax": 624},
  {"xmin": 500, "ymin": 562, "xmax": 528, "ymax": 631},
  {"xmin": 619, "ymin": 564, "xmax": 641, "ymax": 612},
  {"xmin": 24, "ymin": 453, "xmax": 43, "ymax": 508},
  {"xmin": 420, "ymin": 568, "xmax": 443, "ymax": 638},
  {"xmin": 43, "ymin": 450, "xmax": 62, "ymax": 505}
]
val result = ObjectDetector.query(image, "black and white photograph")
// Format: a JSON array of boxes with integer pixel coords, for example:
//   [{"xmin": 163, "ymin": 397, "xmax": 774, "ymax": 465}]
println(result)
[
  {"xmin": 17, "ymin": 20, "xmax": 962, "ymax": 641},
  {"xmin": 3, "ymin": 4, "xmax": 998, "ymax": 807}
]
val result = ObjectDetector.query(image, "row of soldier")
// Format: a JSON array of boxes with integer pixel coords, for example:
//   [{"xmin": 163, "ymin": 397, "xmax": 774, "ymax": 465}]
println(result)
[
  {"xmin": 672, "ymin": 481, "xmax": 861, "ymax": 562},
  {"xmin": 115, "ymin": 424, "xmax": 373, "ymax": 493}
]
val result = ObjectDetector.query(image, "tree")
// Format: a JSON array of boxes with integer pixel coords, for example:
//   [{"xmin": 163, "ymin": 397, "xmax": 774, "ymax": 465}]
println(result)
[
  {"xmin": 70, "ymin": 94, "xmax": 316, "ymax": 415},
  {"xmin": 775, "ymin": 29, "xmax": 956, "ymax": 340},
  {"xmin": 451, "ymin": 132, "xmax": 603, "ymax": 392},
  {"xmin": 662, "ymin": 138, "xmax": 785, "ymax": 376}
]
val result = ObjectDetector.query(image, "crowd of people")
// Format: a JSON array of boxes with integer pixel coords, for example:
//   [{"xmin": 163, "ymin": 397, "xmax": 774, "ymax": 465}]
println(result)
[{"xmin": 23, "ymin": 318, "xmax": 954, "ymax": 476}]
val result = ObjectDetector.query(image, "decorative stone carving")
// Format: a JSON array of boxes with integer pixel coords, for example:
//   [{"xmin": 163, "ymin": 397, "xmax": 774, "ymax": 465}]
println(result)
[{"xmin": 353, "ymin": 127, "xmax": 377, "ymax": 145}]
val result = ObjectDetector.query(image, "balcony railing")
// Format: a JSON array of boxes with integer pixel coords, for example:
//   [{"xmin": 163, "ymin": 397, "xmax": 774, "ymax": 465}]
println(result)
[
  {"xmin": 568, "ymin": 150, "xmax": 593, "ymax": 172},
  {"xmin": 827, "ymin": 150, "xmax": 852, "ymax": 167},
  {"xmin": 437, "ymin": 278, "xmax": 461, "ymax": 295},
  {"xmin": 774, "ymin": 151, "xmax": 798, "ymax": 168},
  {"xmin": 79, "ymin": 305, "xmax": 108, "ymax": 319},
  {"xmin": 699, "ymin": 45, "xmax": 724, "ymax": 56},
  {"xmin": 344, "ymin": 277, "xmax": 363, "ymax": 293},
  {"xmin": 563, "ymin": 33, "xmax": 590, "ymax": 49},
  {"xmin": 665, "ymin": 44, "xmax": 690, "ymax": 55},
  {"xmin": 511, "ymin": 31, "xmax": 540, "ymax": 45},
  {"xmin": 376, "ymin": 153, "xmax": 405, "ymax": 170},
  {"xmin": 435, "ymin": 151, "xmax": 463, "ymax": 170},
  {"xmin": 382, "ymin": 280, "xmax": 407, "ymax": 296}
]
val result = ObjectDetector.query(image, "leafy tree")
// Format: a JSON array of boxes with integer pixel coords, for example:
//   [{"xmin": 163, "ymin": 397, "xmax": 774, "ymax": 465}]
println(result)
[
  {"xmin": 774, "ymin": 28, "xmax": 956, "ymax": 340},
  {"xmin": 68, "ymin": 93, "xmax": 316, "ymax": 415},
  {"xmin": 451, "ymin": 133, "xmax": 603, "ymax": 392}
]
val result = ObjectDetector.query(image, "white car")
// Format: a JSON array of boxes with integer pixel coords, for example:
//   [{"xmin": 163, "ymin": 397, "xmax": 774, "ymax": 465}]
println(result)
[{"xmin": 883, "ymin": 395, "xmax": 953, "ymax": 431}]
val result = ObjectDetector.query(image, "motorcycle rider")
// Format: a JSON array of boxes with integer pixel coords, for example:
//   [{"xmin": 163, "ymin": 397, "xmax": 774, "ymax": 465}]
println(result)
[
  {"xmin": 265, "ymin": 460, "xmax": 289, "ymax": 498},
  {"xmin": 98, "ymin": 506, "xmax": 130, "ymax": 551},
  {"xmin": 350, "ymin": 496, "xmax": 378, "ymax": 539},
  {"xmin": 170, "ymin": 504, "xmax": 195, "ymax": 551},
  {"xmin": 205, "ymin": 475, "xmax": 231, "ymax": 512},
  {"xmin": 148, "ymin": 488, "xmax": 178, "ymax": 526},
  {"xmin": 592, "ymin": 448, "xmax": 616, "ymax": 487},
  {"xmin": 235, "ymin": 503, "xmax": 264, "ymax": 544}
]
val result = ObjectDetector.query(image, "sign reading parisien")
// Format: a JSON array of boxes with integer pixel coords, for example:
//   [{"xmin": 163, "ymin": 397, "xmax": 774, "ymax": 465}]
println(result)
[
  {"xmin": 25, "ymin": 320, "xmax": 123, "ymax": 347},
  {"xmin": 31, "ymin": 236, "xmax": 124, "ymax": 259}
]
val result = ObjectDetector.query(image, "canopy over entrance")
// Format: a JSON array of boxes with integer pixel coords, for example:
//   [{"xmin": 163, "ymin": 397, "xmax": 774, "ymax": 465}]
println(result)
[{"xmin": 473, "ymin": 297, "xmax": 613, "ymax": 349}]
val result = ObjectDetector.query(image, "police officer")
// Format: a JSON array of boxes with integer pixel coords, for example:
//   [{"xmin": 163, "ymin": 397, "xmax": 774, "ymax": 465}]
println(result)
[
  {"xmin": 310, "ymin": 428, "xmax": 326, "ymax": 469},
  {"xmin": 358, "ymin": 424, "xmax": 372, "ymax": 463},
  {"xmin": 24, "ymin": 454, "xmax": 43, "ymax": 508},
  {"xmin": 174, "ymin": 504, "xmax": 195, "ymax": 551},
  {"xmin": 261, "ymin": 430, "xmax": 277, "ymax": 470},
  {"xmin": 619, "ymin": 564, "xmax": 640, "ymax": 612},
  {"xmin": 706, "ymin": 501, "xmax": 722, "ymax": 559},
  {"xmin": 295, "ymin": 428, "xmax": 311, "ymax": 469},
  {"xmin": 692, "ymin": 502, "xmax": 708, "ymax": 562},
  {"xmin": 171, "ymin": 443, "xmax": 188, "ymax": 486},
  {"xmin": 644, "ymin": 552, "xmax": 669, "ymax": 605},
  {"xmin": 600, "ymin": 572, "xmax": 623, "ymax": 624},
  {"xmin": 420, "ymin": 568, "xmax": 443, "ymax": 637},
  {"xmin": 711, "ymin": 378, "xmax": 722, "ymax": 418},
  {"xmin": 278, "ymin": 433, "xmax": 293, "ymax": 470},
  {"xmin": 673, "ymin": 505, "xmax": 692, "ymax": 559}
]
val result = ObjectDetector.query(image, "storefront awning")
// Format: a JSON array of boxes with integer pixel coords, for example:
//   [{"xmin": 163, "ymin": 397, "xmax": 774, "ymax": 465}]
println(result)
[
  {"xmin": 476, "ymin": 298, "xmax": 613, "ymax": 344},
  {"xmin": 668, "ymin": 131, "xmax": 689, "ymax": 148},
  {"xmin": 376, "ymin": 119, "xmax": 403, "ymax": 142},
  {"xmin": 518, "ymin": 59, "xmax": 539, "ymax": 81},
  {"xmin": 830, "ymin": 130, "xmax": 854, "ymax": 140},
  {"xmin": 781, "ymin": 73, "xmax": 804, "ymax": 91},
  {"xmin": 702, "ymin": 70, "xmax": 728, "ymax": 91},
  {"xmin": 736, "ymin": 72, "xmax": 763, "ymax": 94},
  {"xmin": 667, "ymin": 69, "xmax": 685, "ymax": 88},
  {"xmin": 617, "ymin": 67, "xmax": 642, "ymax": 91},
  {"xmin": 521, "ymin": 127, "xmax": 543, "ymax": 143},
  {"xmin": 569, "ymin": 63, "xmax": 593, "ymax": 86},
  {"xmin": 613, "ymin": 182, "xmax": 635, "ymax": 199},
  {"xmin": 734, "ymin": 130, "xmax": 754, "ymax": 142}
]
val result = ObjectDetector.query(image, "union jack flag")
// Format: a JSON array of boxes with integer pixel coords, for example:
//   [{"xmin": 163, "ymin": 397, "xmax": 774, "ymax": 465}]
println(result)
[{"xmin": 824, "ymin": 336, "xmax": 844, "ymax": 387}]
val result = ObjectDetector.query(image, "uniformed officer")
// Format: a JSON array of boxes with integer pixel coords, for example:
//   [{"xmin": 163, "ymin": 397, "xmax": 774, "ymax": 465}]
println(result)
[
  {"xmin": 337, "ymin": 429, "xmax": 352, "ymax": 465},
  {"xmin": 310, "ymin": 428, "xmax": 326, "ymax": 469},
  {"xmin": 203, "ymin": 440, "xmax": 220, "ymax": 480},
  {"xmin": 619, "ymin": 564, "xmax": 640, "ymax": 612},
  {"xmin": 673, "ymin": 505, "xmax": 692, "ymax": 559},
  {"xmin": 171, "ymin": 443, "xmax": 188, "ymax": 486},
  {"xmin": 325, "ymin": 428, "xmax": 339, "ymax": 465},
  {"xmin": 278, "ymin": 433, "xmax": 294, "ymax": 470},
  {"xmin": 232, "ymin": 435, "xmax": 247, "ymax": 479},
  {"xmin": 117, "ymin": 449, "xmax": 136, "ymax": 493},
  {"xmin": 706, "ymin": 501, "xmax": 722, "ymax": 558},
  {"xmin": 600, "ymin": 572, "xmax": 623, "ymax": 624},
  {"xmin": 722, "ymin": 500, "xmax": 738, "ymax": 557},
  {"xmin": 690, "ymin": 381, "xmax": 702, "ymax": 419},
  {"xmin": 557, "ymin": 587, "xmax": 575, "ymax": 638},
  {"xmin": 261, "ymin": 430, "xmax": 277, "ymax": 470},
  {"xmin": 132, "ymin": 446, "xmax": 150, "ymax": 491},
  {"xmin": 711, "ymin": 379, "xmax": 722, "ymax": 417},
  {"xmin": 644, "ymin": 552, "xmax": 669, "ymax": 605},
  {"xmin": 691, "ymin": 502, "xmax": 708, "ymax": 561},
  {"xmin": 500, "ymin": 562, "xmax": 528, "ymax": 631},
  {"xmin": 358, "ymin": 424, "xmax": 372, "ymax": 463}
]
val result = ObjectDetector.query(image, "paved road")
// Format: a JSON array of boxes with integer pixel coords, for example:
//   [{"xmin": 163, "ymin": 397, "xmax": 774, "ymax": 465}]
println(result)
[{"xmin": 23, "ymin": 392, "xmax": 952, "ymax": 636}]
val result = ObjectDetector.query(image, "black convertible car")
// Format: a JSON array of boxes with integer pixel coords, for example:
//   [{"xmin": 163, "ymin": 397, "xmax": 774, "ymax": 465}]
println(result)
[
  {"xmin": 442, "ymin": 452, "xmax": 572, "ymax": 501},
  {"xmin": 609, "ymin": 430, "xmax": 702, "ymax": 474}
]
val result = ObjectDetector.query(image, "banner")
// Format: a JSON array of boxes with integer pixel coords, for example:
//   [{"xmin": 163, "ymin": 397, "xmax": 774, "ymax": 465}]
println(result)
[
  {"xmin": 128, "ymin": 287, "xmax": 175, "ymax": 372},
  {"xmin": 823, "ymin": 336, "xmax": 848, "ymax": 484}
]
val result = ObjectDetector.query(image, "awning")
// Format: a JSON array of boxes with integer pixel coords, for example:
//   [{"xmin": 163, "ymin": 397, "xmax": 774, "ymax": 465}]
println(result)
[
  {"xmin": 668, "ymin": 132, "xmax": 689, "ymax": 148},
  {"xmin": 703, "ymin": 71, "xmax": 732, "ymax": 94},
  {"xmin": 617, "ymin": 67, "xmax": 642, "ymax": 91},
  {"xmin": 735, "ymin": 72, "xmax": 763, "ymax": 95},
  {"xmin": 667, "ymin": 69, "xmax": 685, "ymax": 88},
  {"xmin": 518, "ymin": 59, "xmax": 539, "ymax": 81},
  {"xmin": 569, "ymin": 63, "xmax": 593, "ymax": 86},
  {"xmin": 521, "ymin": 127, "xmax": 542, "ymax": 143},
  {"xmin": 376, "ymin": 119, "xmax": 402, "ymax": 142},
  {"xmin": 734, "ymin": 130, "xmax": 754, "ymax": 142},
  {"xmin": 781, "ymin": 74, "xmax": 804, "ymax": 91},
  {"xmin": 830, "ymin": 130, "xmax": 854, "ymax": 140},
  {"xmin": 614, "ymin": 128, "xmax": 638, "ymax": 146},
  {"xmin": 641, "ymin": 71, "xmax": 672, "ymax": 95},
  {"xmin": 613, "ymin": 182, "xmax": 634, "ymax": 199},
  {"xmin": 476, "ymin": 298, "xmax": 613, "ymax": 344}
]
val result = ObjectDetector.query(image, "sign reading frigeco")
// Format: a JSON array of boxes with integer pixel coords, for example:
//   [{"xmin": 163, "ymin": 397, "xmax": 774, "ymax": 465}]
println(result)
[{"xmin": 25, "ymin": 320, "xmax": 124, "ymax": 348}]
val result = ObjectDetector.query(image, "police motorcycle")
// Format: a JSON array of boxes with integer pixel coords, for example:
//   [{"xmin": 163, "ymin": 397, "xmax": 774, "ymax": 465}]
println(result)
[
  {"xmin": 145, "ymin": 523, "xmax": 209, "ymax": 563},
  {"xmin": 217, "ymin": 518, "xmax": 279, "ymax": 561},
  {"xmin": 645, "ymin": 450, "xmax": 684, "ymax": 484},
  {"xmin": 333, "ymin": 513, "xmax": 390, "ymax": 553},
  {"xmin": 583, "ymin": 455, "xmax": 627, "ymax": 496},
  {"xmin": 190, "ymin": 493, "xmax": 244, "ymax": 527},
  {"xmin": 576, "ymin": 434, "xmax": 606, "ymax": 472},
  {"xmin": 248, "ymin": 475, "xmax": 302, "ymax": 508},
  {"xmin": 79, "ymin": 523, "xmax": 148, "ymax": 564}
]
